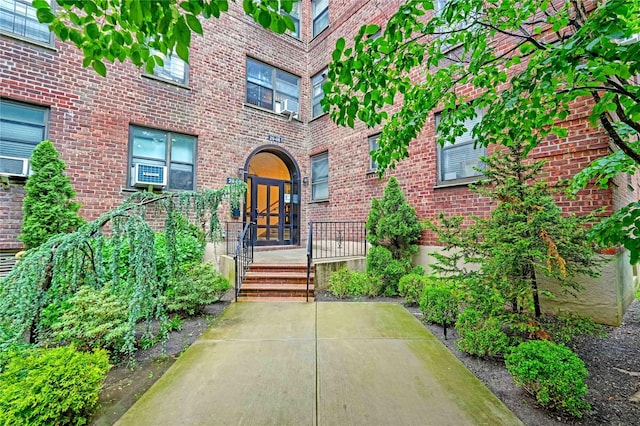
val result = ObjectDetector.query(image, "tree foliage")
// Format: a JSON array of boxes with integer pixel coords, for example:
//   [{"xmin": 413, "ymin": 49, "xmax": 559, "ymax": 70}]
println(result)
[
  {"xmin": 427, "ymin": 141, "xmax": 601, "ymax": 317},
  {"xmin": 323, "ymin": 0, "xmax": 640, "ymax": 258},
  {"xmin": 33, "ymin": 0, "xmax": 298, "ymax": 76},
  {"xmin": 19, "ymin": 141, "xmax": 83, "ymax": 250},
  {"xmin": 0, "ymin": 182, "xmax": 245, "ymax": 359}
]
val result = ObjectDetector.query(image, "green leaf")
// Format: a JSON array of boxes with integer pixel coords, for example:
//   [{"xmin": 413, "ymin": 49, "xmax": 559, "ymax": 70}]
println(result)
[
  {"xmin": 336, "ymin": 37, "xmax": 346, "ymax": 52},
  {"xmin": 186, "ymin": 14, "xmax": 203, "ymax": 35},
  {"xmin": 175, "ymin": 18, "xmax": 192, "ymax": 46},
  {"xmin": 32, "ymin": 0, "xmax": 49, "ymax": 8},
  {"xmin": 365, "ymin": 24, "xmax": 380, "ymax": 35},
  {"xmin": 85, "ymin": 23, "xmax": 100, "ymax": 40},
  {"xmin": 176, "ymin": 43, "xmax": 189, "ymax": 63},
  {"xmin": 92, "ymin": 60, "xmax": 107, "ymax": 77},
  {"xmin": 257, "ymin": 10, "xmax": 271, "ymax": 28},
  {"xmin": 35, "ymin": 8, "xmax": 55, "ymax": 24}
]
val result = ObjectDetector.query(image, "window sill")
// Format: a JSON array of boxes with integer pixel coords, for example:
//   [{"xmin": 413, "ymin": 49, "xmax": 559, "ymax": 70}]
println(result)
[
  {"xmin": 311, "ymin": 25, "xmax": 330, "ymax": 41},
  {"xmin": 309, "ymin": 112, "xmax": 329, "ymax": 122},
  {"xmin": 243, "ymin": 103, "xmax": 303, "ymax": 123},
  {"xmin": 308, "ymin": 199, "xmax": 329, "ymax": 204},
  {"xmin": 0, "ymin": 31, "xmax": 56, "ymax": 51},
  {"xmin": 433, "ymin": 177, "xmax": 484, "ymax": 189},
  {"xmin": 141, "ymin": 74, "xmax": 191, "ymax": 90}
]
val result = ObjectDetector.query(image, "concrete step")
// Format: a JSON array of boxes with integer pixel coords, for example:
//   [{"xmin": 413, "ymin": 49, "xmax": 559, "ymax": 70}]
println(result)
[{"xmin": 248, "ymin": 263, "xmax": 311, "ymax": 273}]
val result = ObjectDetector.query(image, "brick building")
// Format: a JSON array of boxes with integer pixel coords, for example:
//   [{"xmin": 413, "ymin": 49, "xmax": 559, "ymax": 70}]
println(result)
[{"xmin": 1, "ymin": 0, "xmax": 638, "ymax": 315}]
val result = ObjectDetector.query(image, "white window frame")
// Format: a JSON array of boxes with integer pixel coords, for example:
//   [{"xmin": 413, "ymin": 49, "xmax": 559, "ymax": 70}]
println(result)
[
  {"xmin": 436, "ymin": 110, "xmax": 486, "ymax": 185},
  {"xmin": 0, "ymin": 99, "xmax": 49, "ymax": 175},
  {"xmin": 281, "ymin": 1, "xmax": 300, "ymax": 39},
  {"xmin": 0, "ymin": 0, "xmax": 54, "ymax": 45},
  {"xmin": 246, "ymin": 57, "xmax": 300, "ymax": 115},
  {"xmin": 128, "ymin": 125, "xmax": 197, "ymax": 191},
  {"xmin": 311, "ymin": 0, "xmax": 329, "ymax": 37},
  {"xmin": 311, "ymin": 68, "xmax": 327, "ymax": 118},
  {"xmin": 368, "ymin": 134, "xmax": 380, "ymax": 172},
  {"xmin": 311, "ymin": 152, "xmax": 329, "ymax": 201},
  {"xmin": 148, "ymin": 49, "xmax": 189, "ymax": 86}
]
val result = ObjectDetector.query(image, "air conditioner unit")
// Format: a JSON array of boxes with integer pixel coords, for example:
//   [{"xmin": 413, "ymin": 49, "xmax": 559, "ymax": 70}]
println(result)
[
  {"xmin": 0, "ymin": 155, "xmax": 30, "ymax": 177},
  {"xmin": 132, "ymin": 163, "xmax": 167, "ymax": 188},
  {"xmin": 276, "ymin": 99, "xmax": 299, "ymax": 116}
]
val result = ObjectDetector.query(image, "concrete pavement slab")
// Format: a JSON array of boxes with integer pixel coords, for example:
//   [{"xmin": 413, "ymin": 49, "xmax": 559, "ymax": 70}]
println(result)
[{"xmin": 117, "ymin": 302, "xmax": 522, "ymax": 426}]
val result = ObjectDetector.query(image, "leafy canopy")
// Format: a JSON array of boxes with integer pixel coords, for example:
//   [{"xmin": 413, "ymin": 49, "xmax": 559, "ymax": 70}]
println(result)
[
  {"xmin": 322, "ymin": 0, "xmax": 640, "ymax": 259},
  {"xmin": 34, "ymin": 0, "xmax": 298, "ymax": 76}
]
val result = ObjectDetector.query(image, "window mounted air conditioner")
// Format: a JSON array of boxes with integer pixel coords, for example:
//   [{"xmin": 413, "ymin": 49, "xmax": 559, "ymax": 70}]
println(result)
[
  {"xmin": 275, "ymin": 99, "xmax": 299, "ymax": 116},
  {"xmin": 132, "ymin": 163, "xmax": 167, "ymax": 188},
  {"xmin": 0, "ymin": 155, "xmax": 30, "ymax": 177}
]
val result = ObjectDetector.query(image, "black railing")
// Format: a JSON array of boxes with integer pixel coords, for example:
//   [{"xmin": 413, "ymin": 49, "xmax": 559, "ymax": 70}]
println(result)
[
  {"xmin": 233, "ymin": 222, "xmax": 256, "ymax": 302},
  {"xmin": 225, "ymin": 221, "xmax": 245, "ymax": 255},
  {"xmin": 309, "ymin": 221, "xmax": 367, "ymax": 259},
  {"xmin": 306, "ymin": 222, "xmax": 313, "ymax": 303}
]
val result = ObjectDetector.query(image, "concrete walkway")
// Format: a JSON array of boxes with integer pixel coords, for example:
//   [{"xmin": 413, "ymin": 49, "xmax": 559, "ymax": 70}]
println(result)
[{"xmin": 116, "ymin": 303, "xmax": 522, "ymax": 426}]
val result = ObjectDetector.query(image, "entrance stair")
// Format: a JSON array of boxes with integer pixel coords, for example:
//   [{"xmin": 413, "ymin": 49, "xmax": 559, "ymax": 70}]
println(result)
[{"xmin": 238, "ymin": 263, "xmax": 314, "ymax": 302}]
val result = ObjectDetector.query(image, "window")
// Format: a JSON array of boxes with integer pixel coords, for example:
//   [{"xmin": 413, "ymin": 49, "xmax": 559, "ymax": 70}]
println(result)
[
  {"xmin": 246, "ymin": 58, "xmax": 300, "ymax": 115},
  {"xmin": 311, "ymin": 152, "xmax": 328, "ymax": 201},
  {"xmin": 282, "ymin": 1, "xmax": 300, "ymax": 39},
  {"xmin": 368, "ymin": 134, "xmax": 380, "ymax": 171},
  {"xmin": 311, "ymin": 68, "xmax": 327, "ymax": 118},
  {"xmin": 312, "ymin": 0, "xmax": 328, "ymax": 37},
  {"xmin": 129, "ymin": 126, "xmax": 196, "ymax": 190},
  {"xmin": 149, "ymin": 50, "xmax": 188, "ymax": 85},
  {"xmin": 0, "ymin": 99, "xmax": 48, "ymax": 175},
  {"xmin": 0, "ymin": 0, "xmax": 53, "ymax": 45},
  {"xmin": 436, "ymin": 111, "xmax": 485, "ymax": 184}
]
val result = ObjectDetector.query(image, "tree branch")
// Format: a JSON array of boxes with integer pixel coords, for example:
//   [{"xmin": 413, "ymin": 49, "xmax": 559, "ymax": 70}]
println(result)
[{"xmin": 592, "ymin": 92, "xmax": 640, "ymax": 165}]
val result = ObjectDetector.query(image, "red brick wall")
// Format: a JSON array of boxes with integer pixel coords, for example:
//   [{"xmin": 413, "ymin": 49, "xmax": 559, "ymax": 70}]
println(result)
[{"xmin": 1, "ymin": 0, "xmax": 634, "ymax": 251}]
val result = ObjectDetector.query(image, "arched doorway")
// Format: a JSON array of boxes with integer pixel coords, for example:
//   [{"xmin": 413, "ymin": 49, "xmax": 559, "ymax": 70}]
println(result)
[{"xmin": 244, "ymin": 146, "xmax": 300, "ymax": 246}]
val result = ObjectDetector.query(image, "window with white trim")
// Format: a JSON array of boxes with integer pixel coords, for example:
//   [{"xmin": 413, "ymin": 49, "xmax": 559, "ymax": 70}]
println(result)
[
  {"xmin": 0, "ymin": 0, "xmax": 53, "ymax": 45},
  {"xmin": 436, "ymin": 111, "xmax": 486, "ymax": 184},
  {"xmin": 246, "ymin": 57, "xmax": 300, "ymax": 115},
  {"xmin": 129, "ymin": 126, "xmax": 196, "ymax": 190},
  {"xmin": 311, "ymin": 68, "xmax": 327, "ymax": 118},
  {"xmin": 282, "ymin": 1, "xmax": 300, "ymax": 39},
  {"xmin": 311, "ymin": 152, "xmax": 328, "ymax": 201},
  {"xmin": 312, "ymin": 0, "xmax": 328, "ymax": 37},
  {"xmin": 0, "ymin": 99, "xmax": 48, "ymax": 175},
  {"xmin": 368, "ymin": 134, "xmax": 380, "ymax": 172},
  {"xmin": 149, "ymin": 49, "xmax": 189, "ymax": 85}
]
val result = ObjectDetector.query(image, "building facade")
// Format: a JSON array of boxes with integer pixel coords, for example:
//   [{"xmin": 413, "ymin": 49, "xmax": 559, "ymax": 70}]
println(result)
[{"xmin": 1, "ymin": 0, "xmax": 638, "ymax": 280}]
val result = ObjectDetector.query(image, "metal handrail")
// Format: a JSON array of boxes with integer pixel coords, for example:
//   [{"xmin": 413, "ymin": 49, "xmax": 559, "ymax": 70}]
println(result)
[
  {"xmin": 306, "ymin": 222, "xmax": 313, "ymax": 302},
  {"xmin": 232, "ymin": 222, "xmax": 256, "ymax": 302},
  {"xmin": 309, "ymin": 221, "xmax": 367, "ymax": 260}
]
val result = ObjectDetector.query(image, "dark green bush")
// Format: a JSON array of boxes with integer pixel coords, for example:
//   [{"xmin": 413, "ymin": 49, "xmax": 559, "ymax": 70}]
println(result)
[
  {"xmin": 328, "ymin": 268, "xmax": 382, "ymax": 298},
  {"xmin": 163, "ymin": 262, "xmax": 230, "ymax": 316},
  {"xmin": 398, "ymin": 273, "xmax": 428, "ymax": 306},
  {"xmin": 366, "ymin": 246, "xmax": 411, "ymax": 296},
  {"xmin": 419, "ymin": 278, "xmax": 460, "ymax": 325},
  {"xmin": 51, "ymin": 286, "xmax": 128, "ymax": 358},
  {"xmin": 455, "ymin": 308, "xmax": 511, "ymax": 357},
  {"xmin": 0, "ymin": 345, "xmax": 110, "ymax": 425},
  {"xmin": 505, "ymin": 340, "xmax": 590, "ymax": 418}
]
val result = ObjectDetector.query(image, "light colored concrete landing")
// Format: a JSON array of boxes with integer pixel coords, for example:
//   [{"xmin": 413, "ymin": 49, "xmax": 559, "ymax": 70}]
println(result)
[{"xmin": 116, "ymin": 302, "xmax": 522, "ymax": 426}]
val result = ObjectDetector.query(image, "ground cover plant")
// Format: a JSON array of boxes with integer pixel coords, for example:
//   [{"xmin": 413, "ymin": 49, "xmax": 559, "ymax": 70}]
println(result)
[{"xmin": 328, "ymin": 268, "xmax": 382, "ymax": 299}]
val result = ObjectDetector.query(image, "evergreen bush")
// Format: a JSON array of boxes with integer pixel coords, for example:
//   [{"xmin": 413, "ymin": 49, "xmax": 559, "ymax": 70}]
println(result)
[
  {"xmin": 163, "ymin": 262, "xmax": 230, "ymax": 316},
  {"xmin": 19, "ymin": 141, "xmax": 83, "ymax": 249},
  {"xmin": 455, "ymin": 308, "xmax": 511, "ymax": 357},
  {"xmin": 505, "ymin": 340, "xmax": 591, "ymax": 418},
  {"xmin": 328, "ymin": 268, "xmax": 382, "ymax": 298},
  {"xmin": 0, "ymin": 345, "xmax": 110, "ymax": 425},
  {"xmin": 50, "ymin": 286, "xmax": 128, "ymax": 358},
  {"xmin": 398, "ymin": 273, "xmax": 429, "ymax": 306},
  {"xmin": 366, "ymin": 245, "xmax": 411, "ymax": 296},
  {"xmin": 418, "ymin": 277, "xmax": 460, "ymax": 326}
]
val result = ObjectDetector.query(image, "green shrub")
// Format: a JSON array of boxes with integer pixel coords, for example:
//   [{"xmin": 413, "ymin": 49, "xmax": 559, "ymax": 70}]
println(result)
[
  {"xmin": 51, "ymin": 286, "xmax": 128, "ymax": 358},
  {"xmin": 455, "ymin": 308, "xmax": 511, "ymax": 357},
  {"xmin": 19, "ymin": 140, "xmax": 84, "ymax": 249},
  {"xmin": 163, "ymin": 262, "xmax": 230, "ymax": 316},
  {"xmin": 398, "ymin": 273, "xmax": 428, "ymax": 305},
  {"xmin": 0, "ymin": 345, "xmax": 110, "ymax": 425},
  {"xmin": 505, "ymin": 340, "xmax": 590, "ymax": 418},
  {"xmin": 366, "ymin": 246, "xmax": 411, "ymax": 296},
  {"xmin": 419, "ymin": 278, "xmax": 459, "ymax": 324},
  {"xmin": 328, "ymin": 268, "xmax": 382, "ymax": 298}
]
